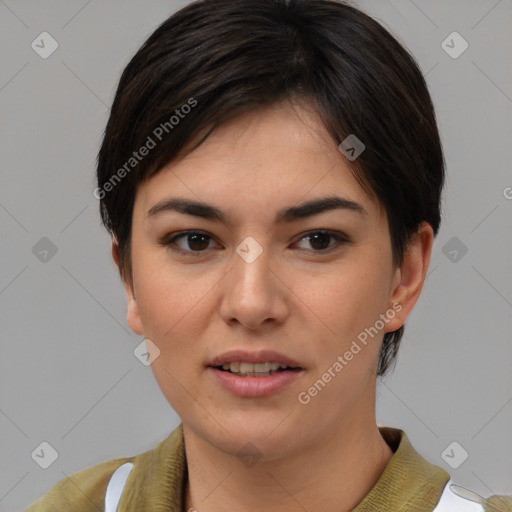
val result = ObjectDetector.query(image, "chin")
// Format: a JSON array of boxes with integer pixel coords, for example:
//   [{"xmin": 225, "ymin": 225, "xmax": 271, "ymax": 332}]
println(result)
[{"xmin": 188, "ymin": 409, "xmax": 301, "ymax": 459}]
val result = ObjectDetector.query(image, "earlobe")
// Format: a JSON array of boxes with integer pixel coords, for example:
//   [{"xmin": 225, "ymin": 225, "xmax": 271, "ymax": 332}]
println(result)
[
  {"xmin": 111, "ymin": 240, "xmax": 144, "ymax": 335},
  {"xmin": 385, "ymin": 222, "xmax": 434, "ymax": 333},
  {"xmin": 126, "ymin": 296, "xmax": 144, "ymax": 335}
]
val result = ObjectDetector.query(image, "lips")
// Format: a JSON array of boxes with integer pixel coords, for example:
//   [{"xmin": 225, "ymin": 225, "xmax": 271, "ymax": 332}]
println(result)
[
  {"xmin": 208, "ymin": 349, "xmax": 303, "ymax": 369},
  {"xmin": 207, "ymin": 350, "xmax": 304, "ymax": 397}
]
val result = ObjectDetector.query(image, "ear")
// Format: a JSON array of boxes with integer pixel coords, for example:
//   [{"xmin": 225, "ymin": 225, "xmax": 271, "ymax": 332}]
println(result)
[
  {"xmin": 111, "ymin": 240, "xmax": 144, "ymax": 335},
  {"xmin": 384, "ymin": 222, "xmax": 434, "ymax": 333}
]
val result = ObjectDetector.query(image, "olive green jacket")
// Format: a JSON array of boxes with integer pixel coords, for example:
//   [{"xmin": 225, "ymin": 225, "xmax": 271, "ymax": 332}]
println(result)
[{"xmin": 25, "ymin": 424, "xmax": 512, "ymax": 511}]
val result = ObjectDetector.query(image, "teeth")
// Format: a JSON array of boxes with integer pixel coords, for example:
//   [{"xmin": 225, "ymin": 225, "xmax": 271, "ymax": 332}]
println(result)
[
  {"xmin": 220, "ymin": 361, "xmax": 289, "ymax": 374},
  {"xmin": 240, "ymin": 362, "xmax": 254, "ymax": 374}
]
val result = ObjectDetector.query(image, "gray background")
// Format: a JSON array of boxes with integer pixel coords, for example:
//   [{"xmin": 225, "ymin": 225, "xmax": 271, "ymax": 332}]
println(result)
[{"xmin": 1, "ymin": 1, "xmax": 511, "ymax": 511}]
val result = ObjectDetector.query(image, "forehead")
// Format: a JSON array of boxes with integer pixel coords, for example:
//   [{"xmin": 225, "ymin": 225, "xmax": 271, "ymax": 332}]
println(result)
[{"xmin": 134, "ymin": 100, "xmax": 385, "ymax": 225}]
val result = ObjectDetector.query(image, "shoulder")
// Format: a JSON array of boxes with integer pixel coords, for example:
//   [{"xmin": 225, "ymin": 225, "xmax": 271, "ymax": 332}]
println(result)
[
  {"xmin": 378, "ymin": 427, "xmax": 512, "ymax": 512},
  {"xmin": 24, "ymin": 425, "xmax": 185, "ymax": 512},
  {"xmin": 24, "ymin": 456, "xmax": 135, "ymax": 512}
]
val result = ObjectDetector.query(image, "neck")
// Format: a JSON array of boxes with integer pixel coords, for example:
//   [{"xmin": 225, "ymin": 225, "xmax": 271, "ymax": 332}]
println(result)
[{"xmin": 182, "ymin": 412, "xmax": 394, "ymax": 512}]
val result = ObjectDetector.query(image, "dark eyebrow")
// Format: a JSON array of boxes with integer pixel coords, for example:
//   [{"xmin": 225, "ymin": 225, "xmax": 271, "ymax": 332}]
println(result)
[{"xmin": 146, "ymin": 196, "xmax": 367, "ymax": 224}]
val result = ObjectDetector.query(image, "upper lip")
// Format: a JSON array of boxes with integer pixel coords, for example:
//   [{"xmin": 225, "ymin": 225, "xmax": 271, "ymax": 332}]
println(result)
[{"xmin": 208, "ymin": 349, "xmax": 303, "ymax": 369}]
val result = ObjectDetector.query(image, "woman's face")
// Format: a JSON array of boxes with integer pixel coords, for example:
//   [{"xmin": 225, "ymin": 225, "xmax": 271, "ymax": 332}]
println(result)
[{"xmin": 122, "ymin": 100, "xmax": 415, "ymax": 459}]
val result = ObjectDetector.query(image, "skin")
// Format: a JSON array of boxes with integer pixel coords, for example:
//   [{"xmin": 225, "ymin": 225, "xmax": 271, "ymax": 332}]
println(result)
[{"xmin": 112, "ymin": 99, "xmax": 433, "ymax": 512}]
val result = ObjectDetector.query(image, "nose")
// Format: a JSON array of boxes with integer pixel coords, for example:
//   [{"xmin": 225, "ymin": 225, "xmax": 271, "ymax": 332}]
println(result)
[{"xmin": 219, "ymin": 240, "xmax": 289, "ymax": 331}]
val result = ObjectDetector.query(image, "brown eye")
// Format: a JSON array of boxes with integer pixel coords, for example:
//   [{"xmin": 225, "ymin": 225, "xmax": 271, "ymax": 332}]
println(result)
[
  {"xmin": 179, "ymin": 233, "xmax": 211, "ymax": 251},
  {"xmin": 160, "ymin": 231, "xmax": 218, "ymax": 255},
  {"xmin": 306, "ymin": 232, "xmax": 332, "ymax": 251},
  {"xmin": 294, "ymin": 230, "xmax": 348, "ymax": 253}
]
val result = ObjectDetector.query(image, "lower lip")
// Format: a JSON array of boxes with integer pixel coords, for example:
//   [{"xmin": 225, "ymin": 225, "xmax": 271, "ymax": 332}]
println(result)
[{"xmin": 208, "ymin": 367, "xmax": 303, "ymax": 397}]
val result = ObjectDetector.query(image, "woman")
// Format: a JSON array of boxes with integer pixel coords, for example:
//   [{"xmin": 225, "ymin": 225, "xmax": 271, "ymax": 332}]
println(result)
[{"xmin": 25, "ymin": 0, "xmax": 511, "ymax": 510}]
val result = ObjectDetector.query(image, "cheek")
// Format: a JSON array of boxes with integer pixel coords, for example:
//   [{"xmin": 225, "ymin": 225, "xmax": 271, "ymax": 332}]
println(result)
[
  {"xmin": 297, "ymin": 263, "xmax": 389, "ymax": 411},
  {"xmin": 132, "ymin": 256, "xmax": 218, "ymax": 355},
  {"xmin": 317, "ymin": 261, "xmax": 390, "ymax": 337},
  {"xmin": 302, "ymin": 265, "xmax": 392, "ymax": 389},
  {"xmin": 132, "ymin": 263, "xmax": 214, "ymax": 412}
]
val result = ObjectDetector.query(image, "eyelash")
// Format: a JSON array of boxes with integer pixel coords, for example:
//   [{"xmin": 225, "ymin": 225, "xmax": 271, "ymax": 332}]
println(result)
[{"xmin": 159, "ymin": 230, "xmax": 349, "ymax": 257}]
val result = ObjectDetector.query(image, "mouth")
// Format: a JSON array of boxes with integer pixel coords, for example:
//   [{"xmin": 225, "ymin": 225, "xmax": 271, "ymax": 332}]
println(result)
[
  {"xmin": 213, "ymin": 361, "xmax": 302, "ymax": 377},
  {"xmin": 206, "ymin": 350, "xmax": 304, "ymax": 396}
]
